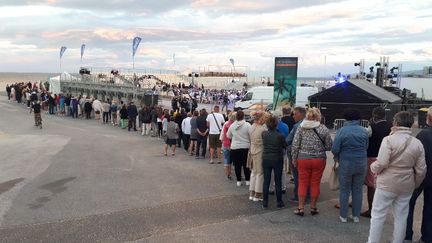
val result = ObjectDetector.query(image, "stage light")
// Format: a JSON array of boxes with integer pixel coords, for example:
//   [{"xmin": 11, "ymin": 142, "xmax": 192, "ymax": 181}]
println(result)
[{"xmin": 334, "ymin": 72, "xmax": 348, "ymax": 83}]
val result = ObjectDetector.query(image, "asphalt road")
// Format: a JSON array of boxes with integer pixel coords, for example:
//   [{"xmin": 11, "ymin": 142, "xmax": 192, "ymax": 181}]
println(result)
[{"xmin": 0, "ymin": 96, "xmax": 425, "ymax": 243}]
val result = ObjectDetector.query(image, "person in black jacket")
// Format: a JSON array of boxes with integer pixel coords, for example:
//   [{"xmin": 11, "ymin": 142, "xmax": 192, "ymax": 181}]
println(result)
[
  {"xmin": 171, "ymin": 97, "xmax": 178, "ymax": 112},
  {"xmin": 262, "ymin": 115, "xmax": 287, "ymax": 209},
  {"xmin": 6, "ymin": 84, "xmax": 11, "ymax": 100},
  {"xmin": 405, "ymin": 106, "xmax": 432, "ymax": 243},
  {"xmin": 195, "ymin": 109, "xmax": 208, "ymax": 159},
  {"xmin": 84, "ymin": 98, "xmax": 92, "ymax": 119},
  {"xmin": 127, "ymin": 102, "xmax": 138, "ymax": 131},
  {"xmin": 175, "ymin": 108, "xmax": 187, "ymax": 147},
  {"xmin": 361, "ymin": 107, "xmax": 392, "ymax": 218},
  {"xmin": 48, "ymin": 93, "xmax": 55, "ymax": 115},
  {"xmin": 140, "ymin": 106, "xmax": 152, "ymax": 136},
  {"xmin": 119, "ymin": 104, "xmax": 128, "ymax": 129},
  {"xmin": 281, "ymin": 106, "xmax": 296, "ymax": 132}
]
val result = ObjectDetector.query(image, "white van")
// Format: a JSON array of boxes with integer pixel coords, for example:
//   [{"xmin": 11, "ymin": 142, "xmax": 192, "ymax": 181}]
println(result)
[{"xmin": 234, "ymin": 86, "xmax": 319, "ymax": 110}]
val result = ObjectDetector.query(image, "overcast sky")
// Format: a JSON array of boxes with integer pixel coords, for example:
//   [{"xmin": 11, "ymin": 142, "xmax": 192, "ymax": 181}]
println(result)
[{"xmin": 0, "ymin": 0, "xmax": 431, "ymax": 77}]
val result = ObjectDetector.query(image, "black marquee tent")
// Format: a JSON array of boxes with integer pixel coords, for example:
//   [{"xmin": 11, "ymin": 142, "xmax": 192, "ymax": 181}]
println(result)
[{"xmin": 309, "ymin": 79, "xmax": 402, "ymax": 128}]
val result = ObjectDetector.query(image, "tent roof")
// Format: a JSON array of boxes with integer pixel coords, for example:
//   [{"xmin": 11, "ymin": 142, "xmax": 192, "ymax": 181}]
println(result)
[
  {"xmin": 348, "ymin": 79, "xmax": 401, "ymax": 103},
  {"xmin": 309, "ymin": 79, "xmax": 401, "ymax": 103},
  {"xmin": 49, "ymin": 72, "xmax": 78, "ymax": 81}
]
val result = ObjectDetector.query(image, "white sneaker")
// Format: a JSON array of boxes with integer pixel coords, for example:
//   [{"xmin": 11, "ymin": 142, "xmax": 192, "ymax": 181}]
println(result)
[
  {"xmin": 353, "ymin": 216, "xmax": 360, "ymax": 223},
  {"xmin": 245, "ymin": 181, "xmax": 250, "ymax": 186},
  {"xmin": 236, "ymin": 181, "xmax": 242, "ymax": 187},
  {"xmin": 249, "ymin": 196, "xmax": 254, "ymax": 200},
  {"xmin": 339, "ymin": 216, "xmax": 347, "ymax": 223},
  {"xmin": 253, "ymin": 197, "xmax": 263, "ymax": 202}
]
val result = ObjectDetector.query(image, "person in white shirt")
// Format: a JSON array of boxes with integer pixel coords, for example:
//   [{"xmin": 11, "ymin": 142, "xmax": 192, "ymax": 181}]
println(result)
[
  {"xmin": 182, "ymin": 113, "xmax": 192, "ymax": 151},
  {"xmin": 206, "ymin": 106, "xmax": 225, "ymax": 164},
  {"xmin": 92, "ymin": 98, "xmax": 103, "ymax": 120}
]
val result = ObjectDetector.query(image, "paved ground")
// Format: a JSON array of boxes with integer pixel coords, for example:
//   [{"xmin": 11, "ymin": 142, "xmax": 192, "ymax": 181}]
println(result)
[{"xmin": 0, "ymin": 95, "xmax": 425, "ymax": 243}]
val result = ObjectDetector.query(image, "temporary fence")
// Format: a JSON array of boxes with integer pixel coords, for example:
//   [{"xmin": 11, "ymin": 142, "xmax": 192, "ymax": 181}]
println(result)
[{"xmin": 333, "ymin": 119, "xmax": 370, "ymax": 131}]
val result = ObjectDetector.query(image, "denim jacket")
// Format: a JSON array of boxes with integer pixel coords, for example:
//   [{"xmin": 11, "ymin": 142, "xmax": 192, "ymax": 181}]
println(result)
[{"xmin": 332, "ymin": 120, "xmax": 369, "ymax": 161}]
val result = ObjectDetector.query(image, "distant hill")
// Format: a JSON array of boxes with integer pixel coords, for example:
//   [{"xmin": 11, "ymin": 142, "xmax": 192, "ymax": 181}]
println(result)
[{"xmin": 401, "ymin": 70, "xmax": 424, "ymax": 77}]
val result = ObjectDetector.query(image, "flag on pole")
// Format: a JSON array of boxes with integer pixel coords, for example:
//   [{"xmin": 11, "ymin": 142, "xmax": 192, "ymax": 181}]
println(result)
[
  {"xmin": 229, "ymin": 58, "xmax": 235, "ymax": 66},
  {"xmin": 60, "ymin": 46, "xmax": 67, "ymax": 59},
  {"xmin": 132, "ymin": 37, "xmax": 142, "ymax": 57},
  {"xmin": 80, "ymin": 44, "xmax": 86, "ymax": 61}
]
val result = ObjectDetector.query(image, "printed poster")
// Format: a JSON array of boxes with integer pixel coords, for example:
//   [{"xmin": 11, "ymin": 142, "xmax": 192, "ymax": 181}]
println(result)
[{"xmin": 273, "ymin": 57, "xmax": 298, "ymax": 109}]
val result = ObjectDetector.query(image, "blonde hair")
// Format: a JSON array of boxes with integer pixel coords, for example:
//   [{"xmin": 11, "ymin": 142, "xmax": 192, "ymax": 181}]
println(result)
[
  {"xmin": 229, "ymin": 112, "xmax": 237, "ymax": 121},
  {"xmin": 251, "ymin": 111, "xmax": 270, "ymax": 124},
  {"xmin": 305, "ymin": 107, "xmax": 321, "ymax": 122}
]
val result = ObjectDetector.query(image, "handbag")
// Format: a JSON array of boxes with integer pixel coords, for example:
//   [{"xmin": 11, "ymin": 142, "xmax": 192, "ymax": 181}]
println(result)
[{"xmin": 329, "ymin": 162, "xmax": 339, "ymax": 191}]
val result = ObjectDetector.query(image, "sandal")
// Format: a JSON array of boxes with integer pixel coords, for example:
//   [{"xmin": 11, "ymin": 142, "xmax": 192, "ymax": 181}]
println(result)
[
  {"xmin": 311, "ymin": 207, "xmax": 319, "ymax": 216},
  {"xmin": 294, "ymin": 208, "xmax": 304, "ymax": 216}
]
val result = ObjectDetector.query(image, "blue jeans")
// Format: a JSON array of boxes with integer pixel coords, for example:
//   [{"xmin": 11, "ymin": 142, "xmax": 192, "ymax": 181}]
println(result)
[
  {"xmin": 49, "ymin": 104, "xmax": 55, "ymax": 114},
  {"xmin": 71, "ymin": 107, "xmax": 78, "ymax": 118},
  {"xmin": 338, "ymin": 157, "xmax": 367, "ymax": 218},
  {"xmin": 405, "ymin": 183, "xmax": 432, "ymax": 242},
  {"xmin": 222, "ymin": 148, "xmax": 231, "ymax": 165},
  {"xmin": 263, "ymin": 159, "xmax": 284, "ymax": 206}
]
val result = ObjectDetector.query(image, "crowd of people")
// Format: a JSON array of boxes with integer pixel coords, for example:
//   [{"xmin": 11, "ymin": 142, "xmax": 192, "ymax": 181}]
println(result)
[
  {"xmin": 153, "ymin": 79, "xmax": 246, "ymax": 107},
  {"xmin": 5, "ymin": 81, "xmax": 432, "ymax": 243}
]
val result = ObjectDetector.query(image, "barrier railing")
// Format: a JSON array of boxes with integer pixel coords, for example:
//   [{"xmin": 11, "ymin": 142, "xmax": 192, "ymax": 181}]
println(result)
[{"xmin": 333, "ymin": 119, "xmax": 370, "ymax": 131}]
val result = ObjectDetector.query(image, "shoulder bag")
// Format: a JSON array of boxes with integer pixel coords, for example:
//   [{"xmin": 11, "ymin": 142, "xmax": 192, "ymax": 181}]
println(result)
[
  {"xmin": 212, "ymin": 113, "xmax": 222, "ymax": 133},
  {"xmin": 329, "ymin": 162, "xmax": 339, "ymax": 191}
]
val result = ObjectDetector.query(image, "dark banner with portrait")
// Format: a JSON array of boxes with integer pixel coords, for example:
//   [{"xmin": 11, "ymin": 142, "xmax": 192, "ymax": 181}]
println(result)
[{"xmin": 273, "ymin": 57, "xmax": 298, "ymax": 110}]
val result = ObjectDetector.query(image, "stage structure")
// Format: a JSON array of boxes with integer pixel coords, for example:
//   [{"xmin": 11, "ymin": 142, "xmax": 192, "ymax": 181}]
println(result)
[{"xmin": 55, "ymin": 67, "xmax": 188, "ymax": 105}]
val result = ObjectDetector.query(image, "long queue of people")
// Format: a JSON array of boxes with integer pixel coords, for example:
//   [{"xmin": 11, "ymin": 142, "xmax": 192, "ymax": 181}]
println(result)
[
  {"xmin": 178, "ymin": 105, "xmax": 431, "ymax": 243},
  {"xmin": 6, "ymin": 81, "xmax": 432, "ymax": 243}
]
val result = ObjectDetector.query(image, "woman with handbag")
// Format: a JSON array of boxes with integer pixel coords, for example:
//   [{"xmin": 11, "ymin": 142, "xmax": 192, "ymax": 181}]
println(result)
[
  {"xmin": 367, "ymin": 111, "xmax": 426, "ymax": 243},
  {"xmin": 331, "ymin": 109, "xmax": 369, "ymax": 223},
  {"xmin": 292, "ymin": 108, "xmax": 332, "ymax": 216}
]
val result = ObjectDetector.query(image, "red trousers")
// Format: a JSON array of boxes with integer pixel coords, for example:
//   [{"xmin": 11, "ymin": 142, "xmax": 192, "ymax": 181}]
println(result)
[{"xmin": 297, "ymin": 158, "xmax": 326, "ymax": 198}]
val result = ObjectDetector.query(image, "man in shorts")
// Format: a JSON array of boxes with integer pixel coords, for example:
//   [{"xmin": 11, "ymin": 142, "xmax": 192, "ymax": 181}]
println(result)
[{"xmin": 206, "ymin": 106, "xmax": 225, "ymax": 164}]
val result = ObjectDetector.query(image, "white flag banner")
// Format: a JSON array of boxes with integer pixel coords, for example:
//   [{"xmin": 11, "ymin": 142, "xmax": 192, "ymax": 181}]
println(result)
[
  {"xmin": 229, "ymin": 58, "xmax": 235, "ymax": 66},
  {"xmin": 80, "ymin": 44, "xmax": 86, "ymax": 61},
  {"xmin": 60, "ymin": 46, "xmax": 67, "ymax": 59},
  {"xmin": 132, "ymin": 37, "xmax": 142, "ymax": 57}
]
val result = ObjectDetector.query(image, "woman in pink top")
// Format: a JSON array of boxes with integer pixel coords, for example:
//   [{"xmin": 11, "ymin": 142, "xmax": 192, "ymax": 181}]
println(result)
[{"xmin": 220, "ymin": 112, "xmax": 236, "ymax": 180}]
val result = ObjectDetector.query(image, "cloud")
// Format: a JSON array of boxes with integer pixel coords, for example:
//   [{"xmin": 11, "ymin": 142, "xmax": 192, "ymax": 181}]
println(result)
[
  {"xmin": 413, "ymin": 48, "xmax": 432, "ymax": 56},
  {"xmin": 191, "ymin": 0, "xmax": 346, "ymax": 13},
  {"xmin": 0, "ymin": 0, "xmax": 431, "ymax": 75},
  {"xmin": 366, "ymin": 44, "xmax": 403, "ymax": 55},
  {"xmin": 0, "ymin": 0, "xmax": 191, "ymax": 13}
]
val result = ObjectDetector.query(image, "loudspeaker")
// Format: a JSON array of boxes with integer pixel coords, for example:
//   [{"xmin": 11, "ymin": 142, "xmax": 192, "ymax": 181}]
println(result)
[{"xmin": 376, "ymin": 68, "xmax": 384, "ymax": 87}]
